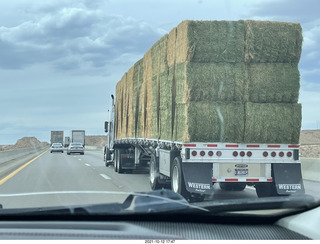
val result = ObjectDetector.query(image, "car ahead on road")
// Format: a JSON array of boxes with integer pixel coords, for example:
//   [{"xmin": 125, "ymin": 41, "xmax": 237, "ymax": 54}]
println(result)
[
  {"xmin": 50, "ymin": 143, "xmax": 63, "ymax": 153},
  {"xmin": 67, "ymin": 142, "xmax": 84, "ymax": 155}
]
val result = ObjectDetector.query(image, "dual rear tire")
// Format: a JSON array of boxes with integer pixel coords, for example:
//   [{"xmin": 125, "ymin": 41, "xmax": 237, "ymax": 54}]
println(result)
[{"xmin": 149, "ymin": 156, "xmax": 205, "ymax": 202}]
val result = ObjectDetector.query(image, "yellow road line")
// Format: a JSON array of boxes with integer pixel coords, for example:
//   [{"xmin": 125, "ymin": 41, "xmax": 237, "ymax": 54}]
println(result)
[{"xmin": 0, "ymin": 149, "xmax": 48, "ymax": 186}]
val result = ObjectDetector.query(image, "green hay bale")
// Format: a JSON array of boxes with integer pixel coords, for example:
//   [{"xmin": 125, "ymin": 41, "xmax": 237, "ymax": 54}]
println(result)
[
  {"xmin": 244, "ymin": 103, "xmax": 302, "ymax": 144},
  {"xmin": 248, "ymin": 63, "xmax": 300, "ymax": 103},
  {"xmin": 185, "ymin": 62, "xmax": 247, "ymax": 102},
  {"xmin": 132, "ymin": 58, "xmax": 144, "ymax": 138},
  {"xmin": 176, "ymin": 20, "xmax": 245, "ymax": 63},
  {"xmin": 174, "ymin": 102, "xmax": 245, "ymax": 142},
  {"xmin": 244, "ymin": 20, "xmax": 303, "ymax": 63},
  {"xmin": 174, "ymin": 63, "xmax": 187, "ymax": 104},
  {"xmin": 158, "ymin": 70, "xmax": 173, "ymax": 141},
  {"xmin": 151, "ymin": 34, "xmax": 169, "ymax": 76}
]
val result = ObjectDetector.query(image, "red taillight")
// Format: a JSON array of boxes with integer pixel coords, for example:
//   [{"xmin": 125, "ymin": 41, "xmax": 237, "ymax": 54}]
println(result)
[
  {"xmin": 287, "ymin": 152, "xmax": 292, "ymax": 157},
  {"xmin": 192, "ymin": 151, "xmax": 197, "ymax": 156},
  {"xmin": 247, "ymin": 151, "xmax": 252, "ymax": 157},
  {"xmin": 279, "ymin": 152, "xmax": 284, "ymax": 157},
  {"xmin": 200, "ymin": 151, "xmax": 205, "ymax": 156},
  {"xmin": 271, "ymin": 152, "xmax": 276, "ymax": 157},
  {"xmin": 233, "ymin": 151, "xmax": 238, "ymax": 157},
  {"xmin": 240, "ymin": 151, "xmax": 245, "ymax": 157},
  {"xmin": 216, "ymin": 151, "xmax": 222, "ymax": 157},
  {"xmin": 208, "ymin": 151, "xmax": 214, "ymax": 157},
  {"xmin": 263, "ymin": 151, "xmax": 268, "ymax": 157}
]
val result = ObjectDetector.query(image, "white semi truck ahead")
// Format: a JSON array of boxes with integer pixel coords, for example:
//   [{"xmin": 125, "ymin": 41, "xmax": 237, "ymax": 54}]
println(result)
[{"xmin": 103, "ymin": 20, "xmax": 304, "ymax": 202}]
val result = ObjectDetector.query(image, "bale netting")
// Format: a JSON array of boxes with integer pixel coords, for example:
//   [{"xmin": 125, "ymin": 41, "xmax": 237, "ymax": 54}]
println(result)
[
  {"xmin": 174, "ymin": 102, "xmax": 245, "ymax": 143},
  {"xmin": 175, "ymin": 20, "xmax": 245, "ymax": 63},
  {"xmin": 244, "ymin": 103, "xmax": 302, "ymax": 144},
  {"xmin": 184, "ymin": 62, "xmax": 247, "ymax": 102},
  {"xmin": 248, "ymin": 63, "xmax": 300, "ymax": 103},
  {"xmin": 244, "ymin": 20, "xmax": 303, "ymax": 63}
]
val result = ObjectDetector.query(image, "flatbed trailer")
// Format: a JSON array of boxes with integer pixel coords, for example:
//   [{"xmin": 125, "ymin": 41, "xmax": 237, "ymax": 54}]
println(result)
[{"xmin": 104, "ymin": 95, "xmax": 304, "ymax": 202}]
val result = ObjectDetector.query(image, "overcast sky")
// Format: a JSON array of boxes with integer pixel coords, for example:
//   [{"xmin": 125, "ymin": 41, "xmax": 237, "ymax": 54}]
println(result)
[{"xmin": 0, "ymin": 0, "xmax": 319, "ymax": 144}]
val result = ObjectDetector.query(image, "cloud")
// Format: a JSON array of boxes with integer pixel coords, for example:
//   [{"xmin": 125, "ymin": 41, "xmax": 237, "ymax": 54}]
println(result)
[{"xmin": 0, "ymin": 2, "xmax": 164, "ymax": 73}]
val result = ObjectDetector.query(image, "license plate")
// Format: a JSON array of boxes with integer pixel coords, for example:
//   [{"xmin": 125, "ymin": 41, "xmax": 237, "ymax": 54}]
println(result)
[{"xmin": 235, "ymin": 168, "xmax": 248, "ymax": 176}]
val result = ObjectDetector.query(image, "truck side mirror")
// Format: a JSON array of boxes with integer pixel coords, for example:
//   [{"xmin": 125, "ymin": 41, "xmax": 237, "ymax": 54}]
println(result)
[{"xmin": 104, "ymin": 121, "xmax": 109, "ymax": 133}]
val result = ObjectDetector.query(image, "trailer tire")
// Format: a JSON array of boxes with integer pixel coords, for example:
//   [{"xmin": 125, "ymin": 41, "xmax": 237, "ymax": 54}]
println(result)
[
  {"xmin": 104, "ymin": 147, "xmax": 111, "ymax": 162},
  {"xmin": 255, "ymin": 182, "xmax": 281, "ymax": 198},
  {"xmin": 219, "ymin": 182, "xmax": 246, "ymax": 191},
  {"xmin": 150, "ymin": 154, "xmax": 162, "ymax": 190},
  {"xmin": 171, "ymin": 157, "xmax": 190, "ymax": 199},
  {"xmin": 117, "ymin": 149, "xmax": 124, "ymax": 174}
]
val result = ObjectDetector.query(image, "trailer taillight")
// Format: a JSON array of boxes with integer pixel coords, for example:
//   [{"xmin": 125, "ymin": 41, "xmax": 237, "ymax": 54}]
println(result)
[
  {"xmin": 263, "ymin": 151, "xmax": 268, "ymax": 157},
  {"xmin": 208, "ymin": 151, "xmax": 214, "ymax": 156},
  {"xmin": 271, "ymin": 152, "xmax": 276, "ymax": 157},
  {"xmin": 240, "ymin": 151, "xmax": 245, "ymax": 157},
  {"xmin": 279, "ymin": 152, "xmax": 284, "ymax": 157},
  {"xmin": 216, "ymin": 151, "xmax": 222, "ymax": 157},
  {"xmin": 287, "ymin": 152, "xmax": 292, "ymax": 157},
  {"xmin": 247, "ymin": 151, "xmax": 252, "ymax": 157},
  {"xmin": 200, "ymin": 151, "xmax": 205, "ymax": 156},
  {"xmin": 192, "ymin": 151, "xmax": 197, "ymax": 156}
]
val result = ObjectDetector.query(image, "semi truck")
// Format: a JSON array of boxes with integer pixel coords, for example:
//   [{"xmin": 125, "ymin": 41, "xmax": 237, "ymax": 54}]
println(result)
[
  {"xmin": 64, "ymin": 136, "xmax": 70, "ymax": 147},
  {"xmin": 103, "ymin": 20, "xmax": 305, "ymax": 202},
  {"xmin": 50, "ymin": 131, "xmax": 64, "ymax": 145},
  {"xmin": 72, "ymin": 130, "xmax": 85, "ymax": 147}
]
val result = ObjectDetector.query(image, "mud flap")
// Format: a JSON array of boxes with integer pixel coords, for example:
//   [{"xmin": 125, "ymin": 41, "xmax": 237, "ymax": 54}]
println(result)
[
  {"xmin": 182, "ymin": 163, "xmax": 214, "ymax": 195},
  {"xmin": 272, "ymin": 163, "xmax": 305, "ymax": 195}
]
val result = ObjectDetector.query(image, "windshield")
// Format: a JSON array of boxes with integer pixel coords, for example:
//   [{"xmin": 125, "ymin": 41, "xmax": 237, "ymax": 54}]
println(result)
[{"xmin": 0, "ymin": 0, "xmax": 319, "ymax": 218}]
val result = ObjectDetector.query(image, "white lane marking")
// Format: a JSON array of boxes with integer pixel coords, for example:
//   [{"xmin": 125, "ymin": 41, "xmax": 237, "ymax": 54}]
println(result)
[
  {"xmin": 85, "ymin": 163, "xmax": 91, "ymax": 167},
  {"xmin": 100, "ymin": 174, "xmax": 111, "ymax": 180}
]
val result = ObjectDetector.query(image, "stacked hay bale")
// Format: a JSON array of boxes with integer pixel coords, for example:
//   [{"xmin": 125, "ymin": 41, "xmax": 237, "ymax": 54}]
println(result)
[
  {"xmin": 114, "ymin": 20, "xmax": 302, "ymax": 144},
  {"xmin": 243, "ymin": 20, "xmax": 302, "ymax": 144}
]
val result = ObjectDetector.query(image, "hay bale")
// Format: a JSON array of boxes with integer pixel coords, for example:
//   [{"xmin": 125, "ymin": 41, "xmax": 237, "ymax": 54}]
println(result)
[
  {"xmin": 158, "ymin": 70, "xmax": 172, "ymax": 141},
  {"xmin": 244, "ymin": 20, "xmax": 303, "ymax": 63},
  {"xmin": 244, "ymin": 103, "xmax": 302, "ymax": 144},
  {"xmin": 126, "ymin": 66, "xmax": 134, "ymax": 138},
  {"xmin": 175, "ymin": 20, "xmax": 245, "ymax": 63},
  {"xmin": 184, "ymin": 62, "xmax": 247, "ymax": 102},
  {"xmin": 248, "ymin": 63, "xmax": 300, "ymax": 103},
  {"xmin": 115, "ymin": 76, "xmax": 125, "ymax": 139},
  {"xmin": 174, "ymin": 102, "xmax": 245, "ymax": 142},
  {"xmin": 132, "ymin": 58, "xmax": 144, "ymax": 138},
  {"xmin": 167, "ymin": 27, "xmax": 177, "ymax": 67},
  {"xmin": 143, "ymin": 49, "xmax": 154, "ymax": 138},
  {"xmin": 151, "ymin": 34, "xmax": 169, "ymax": 76}
]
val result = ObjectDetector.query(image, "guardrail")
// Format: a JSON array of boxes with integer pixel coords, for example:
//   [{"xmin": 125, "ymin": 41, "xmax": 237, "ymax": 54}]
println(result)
[
  {"xmin": 301, "ymin": 158, "xmax": 320, "ymax": 182},
  {"xmin": 0, "ymin": 147, "xmax": 49, "ymax": 165}
]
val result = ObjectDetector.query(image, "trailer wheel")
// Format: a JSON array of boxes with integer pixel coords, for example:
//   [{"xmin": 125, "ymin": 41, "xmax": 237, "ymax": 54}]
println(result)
[
  {"xmin": 171, "ymin": 157, "xmax": 190, "ymax": 199},
  {"xmin": 255, "ymin": 182, "xmax": 281, "ymax": 198},
  {"xmin": 150, "ymin": 154, "xmax": 162, "ymax": 190},
  {"xmin": 219, "ymin": 182, "xmax": 246, "ymax": 191},
  {"xmin": 104, "ymin": 147, "xmax": 111, "ymax": 162},
  {"xmin": 117, "ymin": 149, "xmax": 124, "ymax": 174}
]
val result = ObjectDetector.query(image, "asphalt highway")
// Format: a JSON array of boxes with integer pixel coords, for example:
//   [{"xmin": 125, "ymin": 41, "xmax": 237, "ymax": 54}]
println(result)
[{"xmin": 0, "ymin": 149, "xmax": 318, "ymax": 210}]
